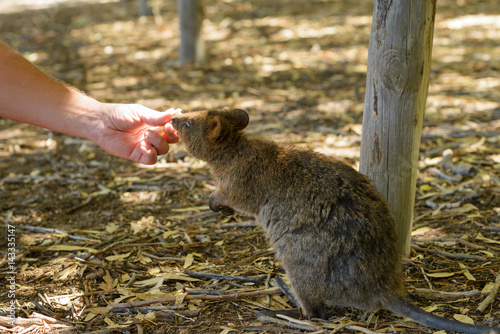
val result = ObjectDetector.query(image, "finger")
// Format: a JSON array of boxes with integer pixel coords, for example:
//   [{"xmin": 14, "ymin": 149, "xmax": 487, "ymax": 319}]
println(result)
[
  {"xmin": 137, "ymin": 139, "xmax": 157, "ymax": 165},
  {"xmin": 139, "ymin": 107, "xmax": 182, "ymax": 127},
  {"xmin": 144, "ymin": 130, "xmax": 170, "ymax": 155},
  {"xmin": 164, "ymin": 108, "xmax": 182, "ymax": 115},
  {"xmin": 163, "ymin": 123, "xmax": 180, "ymax": 143}
]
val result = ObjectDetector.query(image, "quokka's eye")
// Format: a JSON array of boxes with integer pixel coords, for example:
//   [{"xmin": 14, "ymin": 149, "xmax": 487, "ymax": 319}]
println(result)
[{"xmin": 185, "ymin": 121, "xmax": 191, "ymax": 128}]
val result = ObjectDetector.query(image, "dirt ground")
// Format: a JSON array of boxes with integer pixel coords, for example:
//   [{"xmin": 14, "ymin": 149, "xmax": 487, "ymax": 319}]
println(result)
[{"xmin": 0, "ymin": 0, "xmax": 499, "ymax": 333}]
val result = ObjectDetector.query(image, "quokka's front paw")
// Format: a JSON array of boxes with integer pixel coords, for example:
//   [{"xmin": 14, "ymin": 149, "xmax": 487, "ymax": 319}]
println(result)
[
  {"xmin": 209, "ymin": 194, "xmax": 235, "ymax": 216},
  {"xmin": 220, "ymin": 206, "xmax": 235, "ymax": 216}
]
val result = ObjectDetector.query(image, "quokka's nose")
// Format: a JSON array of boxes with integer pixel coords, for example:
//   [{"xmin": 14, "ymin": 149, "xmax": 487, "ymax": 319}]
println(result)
[{"xmin": 171, "ymin": 117, "xmax": 180, "ymax": 128}]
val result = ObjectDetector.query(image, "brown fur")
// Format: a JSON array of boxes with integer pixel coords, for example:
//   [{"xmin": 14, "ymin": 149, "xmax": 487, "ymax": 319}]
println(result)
[{"xmin": 171, "ymin": 108, "xmax": 498, "ymax": 334}]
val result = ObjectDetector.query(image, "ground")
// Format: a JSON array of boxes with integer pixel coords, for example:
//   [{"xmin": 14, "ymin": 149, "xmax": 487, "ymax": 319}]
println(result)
[{"xmin": 0, "ymin": 0, "xmax": 499, "ymax": 333}]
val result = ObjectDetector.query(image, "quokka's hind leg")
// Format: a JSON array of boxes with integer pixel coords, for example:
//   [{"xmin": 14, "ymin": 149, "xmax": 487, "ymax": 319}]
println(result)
[
  {"xmin": 298, "ymin": 299, "xmax": 326, "ymax": 320},
  {"xmin": 289, "ymin": 284, "xmax": 326, "ymax": 319}
]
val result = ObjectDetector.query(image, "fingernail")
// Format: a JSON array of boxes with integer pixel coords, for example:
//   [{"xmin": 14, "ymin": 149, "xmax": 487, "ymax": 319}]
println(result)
[{"xmin": 144, "ymin": 130, "xmax": 153, "ymax": 140}]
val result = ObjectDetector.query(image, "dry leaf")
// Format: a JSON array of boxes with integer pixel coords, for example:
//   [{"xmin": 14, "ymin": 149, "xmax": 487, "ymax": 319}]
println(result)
[
  {"xmin": 459, "ymin": 263, "xmax": 476, "ymax": 281},
  {"xmin": 106, "ymin": 222, "xmax": 119, "ymax": 233},
  {"xmin": 135, "ymin": 312, "xmax": 156, "ymax": 321},
  {"xmin": 138, "ymin": 253, "xmax": 153, "ymax": 265},
  {"xmin": 175, "ymin": 292, "xmax": 187, "ymax": 305},
  {"xmin": 411, "ymin": 226, "xmax": 433, "ymax": 236},
  {"xmin": 121, "ymin": 273, "xmax": 131, "ymax": 282},
  {"xmin": 453, "ymin": 314, "xmax": 475, "ymax": 325},
  {"xmin": 87, "ymin": 307, "xmax": 110, "ymax": 315},
  {"xmin": 184, "ymin": 253, "xmax": 195, "ymax": 268},
  {"xmin": 171, "ymin": 205, "xmax": 210, "ymax": 212},
  {"xmin": 419, "ymin": 184, "xmax": 434, "ymax": 192},
  {"xmin": 475, "ymin": 233, "xmax": 500, "ymax": 244},
  {"xmin": 426, "ymin": 272, "xmax": 456, "ymax": 278},
  {"xmin": 56, "ymin": 263, "xmax": 79, "ymax": 280},
  {"xmin": 100, "ymin": 273, "xmax": 115, "ymax": 290},
  {"xmin": 481, "ymin": 282, "xmax": 495, "ymax": 294},
  {"xmin": 219, "ymin": 327, "xmax": 234, "ymax": 334},
  {"xmin": 105, "ymin": 251, "xmax": 132, "ymax": 262},
  {"xmin": 423, "ymin": 305, "xmax": 439, "ymax": 312},
  {"xmin": 163, "ymin": 230, "xmax": 180, "ymax": 239},
  {"xmin": 478, "ymin": 250, "xmax": 494, "ymax": 257},
  {"xmin": 47, "ymin": 245, "xmax": 97, "ymax": 253}
]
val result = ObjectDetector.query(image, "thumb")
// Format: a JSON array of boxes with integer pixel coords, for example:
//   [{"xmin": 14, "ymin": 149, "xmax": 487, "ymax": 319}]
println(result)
[{"xmin": 139, "ymin": 107, "xmax": 182, "ymax": 126}]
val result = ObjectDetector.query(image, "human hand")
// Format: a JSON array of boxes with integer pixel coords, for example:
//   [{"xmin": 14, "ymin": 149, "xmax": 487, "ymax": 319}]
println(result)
[{"xmin": 96, "ymin": 104, "xmax": 180, "ymax": 165}]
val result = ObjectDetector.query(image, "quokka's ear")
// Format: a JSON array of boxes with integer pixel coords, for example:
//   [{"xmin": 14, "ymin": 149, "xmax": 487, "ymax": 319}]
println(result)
[
  {"xmin": 230, "ymin": 109, "xmax": 249, "ymax": 131},
  {"xmin": 207, "ymin": 115, "xmax": 228, "ymax": 142}
]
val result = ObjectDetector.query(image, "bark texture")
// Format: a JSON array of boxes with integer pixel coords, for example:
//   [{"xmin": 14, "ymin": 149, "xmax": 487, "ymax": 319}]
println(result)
[{"xmin": 360, "ymin": 0, "xmax": 437, "ymax": 256}]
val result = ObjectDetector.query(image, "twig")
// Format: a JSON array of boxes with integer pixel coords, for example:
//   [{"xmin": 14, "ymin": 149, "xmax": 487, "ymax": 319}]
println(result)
[
  {"xmin": 476, "ymin": 272, "xmax": 500, "ymax": 313},
  {"xmin": 81, "ymin": 329, "xmax": 119, "ymax": 334},
  {"xmin": 277, "ymin": 314, "xmax": 325, "ymax": 328},
  {"xmin": 482, "ymin": 226, "xmax": 500, "ymax": 233},
  {"xmin": 141, "ymin": 251, "xmax": 184, "ymax": 262},
  {"xmin": 257, "ymin": 315, "xmax": 321, "ymax": 332},
  {"xmin": 242, "ymin": 251, "xmax": 276, "ymax": 264},
  {"xmin": 112, "ymin": 307, "xmax": 199, "ymax": 319},
  {"xmin": 49, "ymin": 289, "xmax": 118, "ymax": 300},
  {"xmin": 19, "ymin": 224, "xmax": 98, "ymax": 242},
  {"xmin": 330, "ymin": 321, "xmax": 367, "ymax": 333},
  {"xmin": 66, "ymin": 196, "xmax": 93, "ymax": 214},
  {"xmin": 110, "ymin": 304, "xmax": 186, "ymax": 314},
  {"xmin": 412, "ymin": 237, "xmax": 485, "ymax": 250},
  {"xmin": 108, "ymin": 288, "xmax": 282, "ymax": 310},
  {"xmin": 342, "ymin": 325, "xmax": 378, "ymax": 334},
  {"xmin": 272, "ymin": 275, "xmax": 299, "ymax": 308},
  {"xmin": 225, "ymin": 281, "xmax": 249, "ymax": 289},
  {"xmin": 427, "ymin": 167, "xmax": 462, "ymax": 182},
  {"xmin": 420, "ymin": 267, "xmax": 433, "ymax": 290},
  {"xmin": 413, "ymin": 288, "xmax": 481, "ymax": 300},
  {"xmin": 0, "ymin": 316, "xmax": 42, "ymax": 328},
  {"xmin": 185, "ymin": 288, "xmax": 225, "ymax": 295},
  {"xmin": 123, "ymin": 272, "xmax": 137, "ymax": 288},
  {"xmin": 322, "ymin": 320, "xmax": 379, "ymax": 334},
  {"xmin": 31, "ymin": 312, "xmax": 73, "ymax": 326},
  {"xmin": 184, "ymin": 269, "xmax": 266, "ymax": 284},
  {"xmin": 154, "ymin": 309, "xmax": 201, "ymax": 320},
  {"xmin": 29, "ymin": 296, "xmax": 55, "ymax": 317},
  {"xmin": 412, "ymin": 244, "xmax": 488, "ymax": 262},
  {"xmin": 243, "ymin": 325, "xmax": 302, "ymax": 333},
  {"xmin": 219, "ymin": 221, "xmax": 256, "ymax": 228},
  {"xmin": 440, "ymin": 149, "xmax": 473, "ymax": 176},
  {"xmin": 0, "ymin": 313, "xmax": 72, "ymax": 328}
]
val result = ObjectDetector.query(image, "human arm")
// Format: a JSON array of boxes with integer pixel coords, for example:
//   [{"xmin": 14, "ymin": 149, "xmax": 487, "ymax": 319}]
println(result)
[{"xmin": 0, "ymin": 42, "xmax": 179, "ymax": 165}]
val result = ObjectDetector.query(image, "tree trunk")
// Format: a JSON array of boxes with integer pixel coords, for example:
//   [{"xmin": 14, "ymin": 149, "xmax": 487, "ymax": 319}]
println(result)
[
  {"xmin": 177, "ymin": 0, "xmax": 205, "ymax": 65},
  {"xmin": 359, "ymin": 0, "xmax": 436, "ymax": 257}
]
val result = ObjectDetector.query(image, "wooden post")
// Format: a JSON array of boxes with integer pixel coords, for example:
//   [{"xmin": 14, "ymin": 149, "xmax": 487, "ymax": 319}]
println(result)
[
  {"xmin": 138, "ymin": 0, "xmax": 151, "ymax": 17},
  {"xmin": 177, "ymin": 0, "xmax": 205, "ymax": 65},
  {"xmin": 359, "ymin": 1, "xmax": 436, "ymax": 257}
]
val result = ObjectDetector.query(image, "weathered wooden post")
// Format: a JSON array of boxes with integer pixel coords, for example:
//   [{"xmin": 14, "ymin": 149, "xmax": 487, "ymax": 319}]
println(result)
[
  {"xmin": 177, "ymin": 0, "xmax": 205, "ymax": 65},
  {"xmin": 359, "ymin": 1, "xmax": 436, "ymax": 257},
  {"xmin": 138, "ymin": 0, "xmax": 151, "ymax": 17}
]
